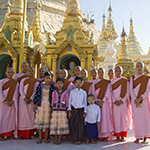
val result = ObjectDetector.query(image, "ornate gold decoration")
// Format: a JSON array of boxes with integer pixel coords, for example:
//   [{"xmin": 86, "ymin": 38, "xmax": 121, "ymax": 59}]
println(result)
[
  {"xmin": 116, "ymin": 27, "xmax": 136, "ymax": 78},
  {"xmin": 53, "ymin": 36, "xmax": 85, "ymax": 55},
  {"xmin": 102, "ymin": 3, "xmax": 118, "ymax": 41}
]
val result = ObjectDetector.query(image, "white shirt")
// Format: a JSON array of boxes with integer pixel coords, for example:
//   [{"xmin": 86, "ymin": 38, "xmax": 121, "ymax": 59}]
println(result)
[
  {"xmin": 68, "ymin": 88, "xmax": 87, "ymax": 113},
  {"xmin": 85, "ymin": 104, "xmax": 101, "ymax": 124}
]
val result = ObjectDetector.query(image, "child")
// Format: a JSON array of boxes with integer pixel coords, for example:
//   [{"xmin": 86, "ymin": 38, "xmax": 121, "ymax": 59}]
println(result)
[
  {"xmin": 14, "ymin": 62, "xmax": 29, "ymax": 83},
  {"xmin": 33, "ymin": 71, "xmax": 56, "ymax": 144},
  {"xmin": 85, "ymin": 94, "xmax": 100, "ymax": 145},
  {"xmin": 89, "ymin": 69, "xmax": 98, "ymax": 83},
  {"xmin": 53, "ymin": 69, "xmax": 61, "ymax": 83},
  {"xmin": 80, "ymin": 69, "xmax": 92, "ymax": 94},
  {"xmin": 111, "ymin": 66, "xmax": 132, "ymax": 142},
  {"xmin": 68, "ymin": 76, "xmax": 87, "ymax": 145},
  {"xmin": 69, "ymin": 66, "xmax": 82, "ymax": 81},
  {"xmin": 37, "ymin": 67, "xmax": 45, "ymax": 82},
  {"xmin": 60, "ymin": 69, "xmax": 74, "ymax": 94},
  {"xmin": 130, "ymin": 62, "xmax": 150, "ymax": 144},
  {"xmin": 108, "ymin": 69, "xmax": 114, "ymax": 80},
  {"xmin": 0, "ymin": 67, "xmax": 19, "ymax": 141},
  {"xmin": 89, "ymin": 68, "xmax": 113, "ymax": 141},
  {"xmin": 18, "ymin": 67, "xmax": 39, "ymax": 139},
  {"xmin": 50, "ymin": 78, "xmax": 69, "ymax": 145}
]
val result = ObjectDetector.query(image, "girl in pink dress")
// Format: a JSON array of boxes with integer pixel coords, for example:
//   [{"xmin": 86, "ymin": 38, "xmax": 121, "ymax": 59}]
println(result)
[{"xmin": 33, "ymin": 72, "xmax": 56, "ymax": 144}]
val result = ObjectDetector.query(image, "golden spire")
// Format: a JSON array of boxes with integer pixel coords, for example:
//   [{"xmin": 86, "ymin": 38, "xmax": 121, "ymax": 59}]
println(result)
[
  {"xmin": 5, "ymin": 0, "xmax": 11, "ymax": 18},
  {"xmin": 116, "ymin": 27, "xmax": 136, "ymax": 78},
  {"xmin": 30, "ymin": 0, "xmax": 47, "ymax": 45},
  {"xmin": 127, "ymin": 15, "xmax": 144, "ymax": 54},
  {"xmin": 61, "ymin": 0, "xmax": 83, "ymax": 31},
  {"xmin": 98, "ymin": 9, "xmax": 107, "ymax": 55},
  {"xmin": 148, "ymin": 47, "xmax": 150, "ymax": 55},
  {"xmin": 118, "ymin": 27, "xmax": 130, "ymax": 61},
  {"xmin": 102, "ymin": 1, "xmax": 118, "ymax": 41},
  {"xmin": 9, "ymin": 0, "xmax": 23, "ymax": 16},
  {"xmin": 65, "ymin": 0, "xmax": 82, "ymax": 18}
]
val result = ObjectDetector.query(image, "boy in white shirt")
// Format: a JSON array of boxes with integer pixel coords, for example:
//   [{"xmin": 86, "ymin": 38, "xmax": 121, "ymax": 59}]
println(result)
[
  {"xmin": 85, "ymin": 94, "xmax": 101, "ymax": 145},
  {"xmin": 68, "ymin": 76, "xmax": 87, "ymax": 145}
]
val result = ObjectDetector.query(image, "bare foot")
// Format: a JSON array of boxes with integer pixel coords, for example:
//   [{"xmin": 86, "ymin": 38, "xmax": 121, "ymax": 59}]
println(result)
[
  {"xmin": 7, "ymin": 137, "xmax": 15, "ymax": 140},
  {"xmin": 102, "ymin": 138, "xmax": 108, "ymax": 142},
  {"xmin": 36, "ymin": 139, "xmax": 42, "ymax": 144},
  {"xmin": 74, "ymin": 142, "xmax": 80, "ymax": 145},
  {"xmin": 115, "ymin": 137, "xmax": 121, "ymax": 142},
  {"xmin": 141, "ymin": 141, "xmax": 148, "ymax": 144},
  {"xmin": 45, "ymin": 139, "xmax": 50, "ymax": 143},
  {"xmin": 31, "ymin": 136, "xmax": 35, "ymax": 139},
  {"xmin": 18, "ymin": 136, "xmax": 23, "ymax": 140},
  {"xmin": 53, "ymin": 141, "xmax": 57, "ymax": 144},
  {"xmin": 134, "ymin": 139, "xmax": 139, "ymax": 144},
  {"xmin": 0, "ymin": 137, "xmax": 7, "ymax": 141},
  {"xmin": 91, "ymin": 140, "xmax": 97, "ymax": 144},
  {"xmin": 85, "ymin": 140, "xmax": 89, "ymax": 145},
  {"xmin": 121, "ymin": 137, "xmax": 126, "ymax": 142},
  {"xmin": 56, "ymin": 140, "xmax": 61, "ymax": 145}
]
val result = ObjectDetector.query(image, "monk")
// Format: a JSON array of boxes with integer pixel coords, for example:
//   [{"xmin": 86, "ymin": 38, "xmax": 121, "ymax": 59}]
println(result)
[
  {"xmin": 130, "ymin": 62, "xmax": 150, "ymax": 144},
  {"xmin": 0, "ymin": 67, "xmax": 19, "ymax": 141},
  {"xmin": 53, "ymin": 69, "xmax": 61, "ymax": 83},
  {"xmin": 111, "ymin": 66, "xmax": 132, "ymax": 142},
  {"xmin": 108, "ymin": 69, "xmax": 114, "ymax": 80},
  {"xmin": 80, "ymin": 69, "xmax": 92, "ymax": 95},
  {"xmin": 89, "ymin": 69, "xmax": 98, "ymax": 83},
  {"xmin": 14, "ymin": 62, "xmax": 29, "ymax": 83},
  {"xmin": 60, "ymin": 69, "xmax": 74, "ymax": 94},
  {"xmin": 89, "ymin": 68, "xmax": 113, "ymax": 142},
  {"xmin": 37, "ymin": 67, "xmax": 45, "ymax": 83},
  {"xmin": 69, "ymin": 66, "xmax": 82, "ymax": 82},
  {"xmin": 18, "ymin": 67, "xmax": 39, "ymax": 139}
]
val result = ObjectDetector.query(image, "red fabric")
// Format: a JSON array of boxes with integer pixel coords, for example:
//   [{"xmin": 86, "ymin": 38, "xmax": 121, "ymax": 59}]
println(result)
[
  {"xmin": 114, "ymin": 131, "xmax": 127, "ymax": 137},
  {"xmin": 18, "ymin": 129, "xmax": 34, "ymax": 139},
  {"xmin": 0, "ymin": 131, "xmax": 13, "ymax": 137}
]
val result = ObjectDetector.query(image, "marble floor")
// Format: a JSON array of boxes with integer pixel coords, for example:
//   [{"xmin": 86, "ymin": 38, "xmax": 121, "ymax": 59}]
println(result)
[{"xmin": 0, "ymin": 131, "xmax": 150, "ymax": 150}]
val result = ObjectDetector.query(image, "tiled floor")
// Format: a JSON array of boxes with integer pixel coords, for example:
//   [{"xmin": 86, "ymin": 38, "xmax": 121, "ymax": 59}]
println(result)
[{"xmin": 0, "ymin": 131, "xmax": 150, "ymax": 150}]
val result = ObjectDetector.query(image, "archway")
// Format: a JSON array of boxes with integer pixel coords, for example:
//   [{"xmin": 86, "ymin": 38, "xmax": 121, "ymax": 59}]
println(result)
[
  {"xmin": 58, "ymin": 54, "xmax": 80, "ymax": 78},
  {"xmin": 0, "ymin": 54, "xmax": 12, "ymax": 79},
  {"xmin": 58, "ymin": 54, "xmax": 80, "ymax": 69}
]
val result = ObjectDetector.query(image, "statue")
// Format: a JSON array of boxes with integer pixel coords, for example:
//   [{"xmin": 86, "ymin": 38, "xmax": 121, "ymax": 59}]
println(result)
[{"xmin": 68, "ymin": 61, "xmax": 76, "ymax": 78}]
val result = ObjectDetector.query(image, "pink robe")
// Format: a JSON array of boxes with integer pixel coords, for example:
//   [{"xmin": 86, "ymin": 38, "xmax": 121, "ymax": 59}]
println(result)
[
  {"xmin": 88, "ymin": 79, "xmax": 94, "ymax": 83},
  {"xmin": 111, "ymin": 77, "xmax": 132, "ymax": 137},
  {"xmin": 14, "ymin": 73, "xmax": 26, "ymax": 81},
  {"xmin": 37, "ymin": 78, "xmax": 44, "ymax": 83},
  {"xmin": 69, "ymin": 76, "xmax": 76, "ymax": 82},
  {"xmin": 0, "ymin": 78, "xmax": 19, "ymax": 138},
  {"xmin": 18, "ymin": 77, "xmax": 39, "ymax": 137},
  {"xmin": 89, "ymin": 78, "xmax": 113, "ymax": 138},
  {"xmin": 130, "ymin": 74, "xmax": 150, "ymax": 139}
]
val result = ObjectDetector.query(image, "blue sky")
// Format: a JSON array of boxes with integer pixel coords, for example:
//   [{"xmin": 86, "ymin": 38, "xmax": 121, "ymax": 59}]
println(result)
[{"xmin": 79, "ymin": 0, "xmax": 150, "ymax": 54}]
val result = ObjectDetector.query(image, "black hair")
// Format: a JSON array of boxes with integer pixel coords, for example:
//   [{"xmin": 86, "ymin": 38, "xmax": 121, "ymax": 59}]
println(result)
[
  {"xmin": 44, "ymin": 71, "xmax": 51, "ymax": 77},
  {"xmin": 56, "ymin": 77, "xmax": 64, "ymax": 83},
  {"xmin": 87, "ymin": 94, "xmax": 95, "ymax": 99},
  {"xmin": 74, "ymin": 76, "xmax": 83, "ymax": 82}
]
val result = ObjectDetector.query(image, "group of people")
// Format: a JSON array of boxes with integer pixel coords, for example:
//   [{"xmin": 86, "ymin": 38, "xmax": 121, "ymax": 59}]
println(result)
[{"xmin": 0, "ymin": 61, "xmax": 150, "ymax": 145}]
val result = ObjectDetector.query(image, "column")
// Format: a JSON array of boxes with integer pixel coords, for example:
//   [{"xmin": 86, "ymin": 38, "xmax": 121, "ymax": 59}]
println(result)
[
  {"xmin": 12, "ymin": 57, "xmax": 18, "ymax": 74},
  {"xmin": 80, "ymin": 55, "xmax": 86, "ymax": 69},
  {"xmin": 46, "ymin": 51, "xmax": 52, "ymax": 70},
  {"xmin": 86, "ymin": 51, "xmax": 93, "ymax": 80},
  {"xmin": 52, "ymin": 55, "xmax": 58, "ymax": 79}
]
